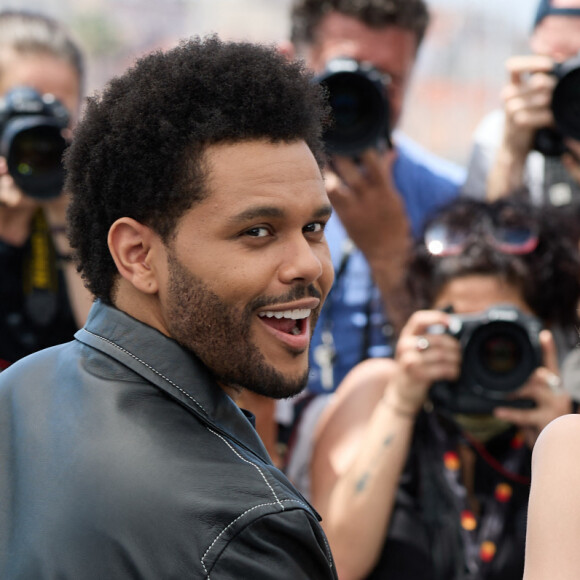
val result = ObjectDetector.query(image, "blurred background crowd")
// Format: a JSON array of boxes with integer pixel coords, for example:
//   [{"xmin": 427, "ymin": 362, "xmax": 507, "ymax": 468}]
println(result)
[
  {"xmin": 4, "ymin": 0, "xmax": 536, "ymax": 165},
  {"xmin": 0, "ymin": 0, "xmax": 578, "ymax": 578}
]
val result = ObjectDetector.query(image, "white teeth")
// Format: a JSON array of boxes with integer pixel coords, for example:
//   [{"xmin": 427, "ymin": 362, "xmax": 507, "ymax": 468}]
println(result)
[{"xmin": 258, "ymin": 308, "xmax": 311, "ymax": 320}]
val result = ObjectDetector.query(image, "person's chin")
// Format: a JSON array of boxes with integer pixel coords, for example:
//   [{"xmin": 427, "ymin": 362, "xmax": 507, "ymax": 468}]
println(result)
[
  {"xmin": 263, "ymin": 345, "xmax": 309, "ymax": 375},
  {"xmin": 257, "ymin": 356, "xmax": 310, "ymax": 399}
]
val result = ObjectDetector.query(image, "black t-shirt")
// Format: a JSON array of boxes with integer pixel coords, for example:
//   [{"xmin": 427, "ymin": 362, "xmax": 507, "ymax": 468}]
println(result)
[{"xmin": 0, "ymin": 237, "xmax": 78, "ymax": 367}]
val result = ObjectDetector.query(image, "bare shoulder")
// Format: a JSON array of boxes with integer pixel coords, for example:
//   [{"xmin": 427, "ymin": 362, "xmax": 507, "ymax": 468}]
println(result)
[
  {"xmin": 315, "ymin": 358, "xmax": 398, "ymax": 439},
  {"xmin": 524, "ymin": 414, "xmax": 580, "ymax": 579},
  {"xmin": 530, "ymin": 414, "xmax": 580, "ymax": 496},
  {"xmin": 310, "ymin": 358, "xmax": 398, "ymax": 498},
  {"xmin": 533, "ymin": 414, "xmax": 580, "ymax": 467}
]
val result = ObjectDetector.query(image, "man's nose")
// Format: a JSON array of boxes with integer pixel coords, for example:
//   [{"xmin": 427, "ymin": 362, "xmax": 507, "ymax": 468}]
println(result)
[{"xmin": 278, "ymin": 235, "xmax": 324, "ymax": 285}]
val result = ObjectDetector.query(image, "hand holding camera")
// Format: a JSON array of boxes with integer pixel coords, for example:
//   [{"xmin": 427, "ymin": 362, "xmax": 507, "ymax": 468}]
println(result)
[
  {"xmin": 325, "ymin": 147, "xmax": 411, "ymax": 285},
  {"xmin": 494, "ymin": 329, "xmax": 571, "ymax": 448},
  {"xmin": 501, "ymin": 52, "xmax": 580, "ymax": 162},
  {"xmin": 390, "ymin": 309, "xmax": 461, "ymax": 417},
  {"xmin": 398, "ymin": 303, "xmax": 571, "ymax": 447},
  {"xmin": 500, "ymin": 54, "xmax": 556, "ymax": 162}
]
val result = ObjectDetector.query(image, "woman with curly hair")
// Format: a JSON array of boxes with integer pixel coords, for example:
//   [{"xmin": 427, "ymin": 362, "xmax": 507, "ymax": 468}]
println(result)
[{"xmin": 308, "ymin": 195, "xmax": 580, "ymax": 579}]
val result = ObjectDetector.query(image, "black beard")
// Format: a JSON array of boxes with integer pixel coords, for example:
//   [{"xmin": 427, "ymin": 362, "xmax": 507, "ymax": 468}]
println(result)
[{"xmin": 165, "ymin": 252, "xmax": 320, "ymax": 399}]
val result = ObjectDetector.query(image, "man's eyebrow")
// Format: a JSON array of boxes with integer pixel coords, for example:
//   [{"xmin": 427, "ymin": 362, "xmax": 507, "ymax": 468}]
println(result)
[
  {"xmin": 228, "ymin": 206, "xmax": 285, "ymax": 225},
  {"xmin": 229, "ymin": 204, "xmax": 332, "ymax": 224},
  {"xmin": 314, "ymin": 204, "xmax": 333, "ymax": 219}
]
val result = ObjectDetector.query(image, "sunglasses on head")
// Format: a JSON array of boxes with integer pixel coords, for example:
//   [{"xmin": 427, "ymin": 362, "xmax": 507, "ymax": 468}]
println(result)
[
  {"xmin": 534, "ymin": 0, "xmax": 580, "ymax": 28},
  {"xmin": 424, "ymin": 210, "xmax": 540, "ymax": 257}
]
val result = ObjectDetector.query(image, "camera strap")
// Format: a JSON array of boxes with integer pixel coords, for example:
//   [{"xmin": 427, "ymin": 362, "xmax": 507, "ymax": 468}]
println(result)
[
  {"xmin": 313, "ymin": 238, "xmax": 354, "ymax": 391},
  {"xmin": 22, "ymin": 208, "xmax": 59, "ymax": 327}
]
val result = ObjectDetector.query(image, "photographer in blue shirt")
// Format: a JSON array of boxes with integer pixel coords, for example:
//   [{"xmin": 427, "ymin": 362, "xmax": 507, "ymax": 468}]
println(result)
[{"xmin": 273, "ymin": 2, "xmax": 465, "ymax": 460}]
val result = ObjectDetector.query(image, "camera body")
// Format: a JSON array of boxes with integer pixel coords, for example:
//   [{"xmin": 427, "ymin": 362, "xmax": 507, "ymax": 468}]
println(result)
[
  {"xmin": 315, "ymin": 57, "xmax": 391, "ymax": 157},
  {"xmin": 0, "ymin": 86, "xmax": 69, "ymax": 199},
  {"xmin": 429, "ymin": 305, "xmax": 543, "ymax": 415},
  {"xmin": 534, "ymin": 52, "xmax": 580, "ymax": 157}
]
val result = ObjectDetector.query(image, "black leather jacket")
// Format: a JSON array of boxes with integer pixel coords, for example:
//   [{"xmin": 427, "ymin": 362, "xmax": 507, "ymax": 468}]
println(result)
[{"xmin": 0, "ymin": 301, "xmax": 337, "ymax": 579}]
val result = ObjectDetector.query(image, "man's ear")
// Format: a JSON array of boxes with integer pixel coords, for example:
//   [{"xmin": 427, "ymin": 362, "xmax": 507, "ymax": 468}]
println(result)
[{"xmin": 108, "ymin": 217, "xmax": 161, "ymax": 295}]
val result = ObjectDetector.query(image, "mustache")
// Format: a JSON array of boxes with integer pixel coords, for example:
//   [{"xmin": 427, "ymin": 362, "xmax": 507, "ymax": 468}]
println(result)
[{"xmin": 250, "ymin": 284, "xmax": 321, "ymax": 311}]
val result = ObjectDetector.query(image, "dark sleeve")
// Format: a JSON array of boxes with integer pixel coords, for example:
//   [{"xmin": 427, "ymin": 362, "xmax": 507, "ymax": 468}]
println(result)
[{"xmin": 209, "ymin": 508, "xmax": 337, "ymax": 579}]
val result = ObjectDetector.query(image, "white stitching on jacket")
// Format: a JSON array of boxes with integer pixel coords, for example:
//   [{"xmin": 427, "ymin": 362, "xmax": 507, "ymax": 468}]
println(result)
[
  {"xmin": 81, "ymin": 329, "xmax": 208, "ymax": 414},
  {"xmin": 201, "ymin": 499, "xmax": 313, "ymax": 577},
  {"xmin": 82, "ymin": 329, "xmax": 334, "ymax": 574},
  {"xmin": 209, "ymin": 428, "xmax": 284, "ymax": 508}
]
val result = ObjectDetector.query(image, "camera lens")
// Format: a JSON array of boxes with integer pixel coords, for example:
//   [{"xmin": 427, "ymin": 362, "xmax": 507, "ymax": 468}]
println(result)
[
  {"xmin": 463, "ymin": 321, "xmax": 538, "ymax": 396},
  {"xmin": 3, "ymin": 118, "xmax": 67, "ymax": 200},
  {"xmin": 10, "ymin": 125, "xmax": 66, "ymax": 179},
  {"xmin": 479, "ymin": 333, "xmax": 522, "ymax": 375},
  {"xmin": 322, "ymin": 72, "xmax": 387, "ymax": 156},
  {"xmin": 316, "ymin": 58, "xmax": 390, "ymax": 157}
]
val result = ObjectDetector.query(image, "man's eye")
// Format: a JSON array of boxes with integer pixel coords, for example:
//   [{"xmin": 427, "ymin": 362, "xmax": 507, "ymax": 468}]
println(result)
[
  {"xmin": 245, "ymin": 226, "xmax": 270, "ymax": 238},
  {"xmin": 304, "ymin": 222, "xmax": 325, "ymax": 234}
]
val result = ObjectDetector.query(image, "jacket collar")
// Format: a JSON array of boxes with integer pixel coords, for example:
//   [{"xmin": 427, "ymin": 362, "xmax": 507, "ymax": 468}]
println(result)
[{"xmin": 75, "ymin": 300, "xmax": 272, "ymax": 464}]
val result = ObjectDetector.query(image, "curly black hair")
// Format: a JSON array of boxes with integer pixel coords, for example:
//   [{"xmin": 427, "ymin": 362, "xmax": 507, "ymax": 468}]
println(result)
[
  {"xmin": 65, "ymin": 35, "xmax": 329, "ymax": 303},
  {"xmin": 290, "ymin": 0, "xmax": 430, "ymax": 50},
  {"xmin": 407, "ymin": 196, "xmax": 580, "ymax": 330}
]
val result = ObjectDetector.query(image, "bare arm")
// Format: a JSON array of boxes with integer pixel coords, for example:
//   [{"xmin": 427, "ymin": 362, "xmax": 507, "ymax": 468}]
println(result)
[
  {"xmin": 523, "ymin": 414, "xmax": 580, "ymax": 580},
  {"xmin": 310, "ymin": 310, "xmax": 460, "ymax": 580}
]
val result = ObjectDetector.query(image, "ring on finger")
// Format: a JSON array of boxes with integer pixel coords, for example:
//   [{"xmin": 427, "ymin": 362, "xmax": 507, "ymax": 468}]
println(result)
[
  {"xmin": 416, "ymin": 336, "xmax": 430, "ymax": 352},
  {"xmin": 546, "ymin": 372, "xmax": 563, "ymax": 393}
]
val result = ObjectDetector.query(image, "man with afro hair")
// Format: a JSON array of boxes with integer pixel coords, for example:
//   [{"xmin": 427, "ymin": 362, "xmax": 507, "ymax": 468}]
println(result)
[{"xmin": 0, "ymin": 35, "xmax": 337, "ymax": 579}]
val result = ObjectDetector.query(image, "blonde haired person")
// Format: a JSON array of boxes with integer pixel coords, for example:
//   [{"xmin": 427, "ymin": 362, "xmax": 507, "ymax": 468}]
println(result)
[{"xmin": 0, "ymin": 10, "xmax": 92, "ymax": 369}]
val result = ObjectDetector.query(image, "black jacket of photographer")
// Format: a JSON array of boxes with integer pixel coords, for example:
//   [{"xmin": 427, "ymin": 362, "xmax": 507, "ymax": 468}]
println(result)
[
  {"xmin": 366, "ymin": 410, "xmax": 530, "ymax": 580},
  {"xmin": 0, "ymin": 301, "xmax": 337, "ymax": 579},
  {"xmin": 0, "ymin": 233, "xmax": 77, "ymax": 369}
]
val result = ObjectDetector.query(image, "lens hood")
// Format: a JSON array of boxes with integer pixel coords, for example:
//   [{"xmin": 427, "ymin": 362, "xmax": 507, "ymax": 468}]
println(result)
[
  {"xmin": 0, "ymin": 86, "xmax": 69, "ymax": 199},
  {"xmin": 315, "ymin": 57, "xmax": 390, "ymax": 157}
]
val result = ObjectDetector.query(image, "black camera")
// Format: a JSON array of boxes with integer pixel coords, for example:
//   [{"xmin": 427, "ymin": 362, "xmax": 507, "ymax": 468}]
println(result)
[
  {"xmin": 0, "ymin": 86, "xmax": 70, "ymax": 199},
  {"xmin": 429, "ymin": 305, "xmax": 543, "ymax": 415},
  {"xmin": 534, "ymin": 53, "xmax": 580, "ymax": 157},
  {"xmin": 315, "ymin": 57, "xmax": 391, "ymax": 157}
]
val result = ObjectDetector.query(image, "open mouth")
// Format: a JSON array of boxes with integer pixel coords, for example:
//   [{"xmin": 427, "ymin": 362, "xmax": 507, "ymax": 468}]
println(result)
[{"xmin": 257, "ymin": 308, "xmax": 310, "ymax": 336}]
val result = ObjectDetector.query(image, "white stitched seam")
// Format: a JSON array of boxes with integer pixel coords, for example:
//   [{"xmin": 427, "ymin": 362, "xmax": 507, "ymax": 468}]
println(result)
[
  {"xmin": 81, "ymin": 329, "xmax": 207, "ymax": 414},
  {"xmin": 201, "ymin": 499, "xmax": 310, "ymax": 576},
  {"xmin": 319, "ymin": 526, "xmax": 334, "ymax": 568},
  {"xmin": 82, "ymin": 330, "xmax": 334, "ymax": 571},
  {"xmin": 208, "ymin": 428, "xmax": 283, "ymax": 509}
]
